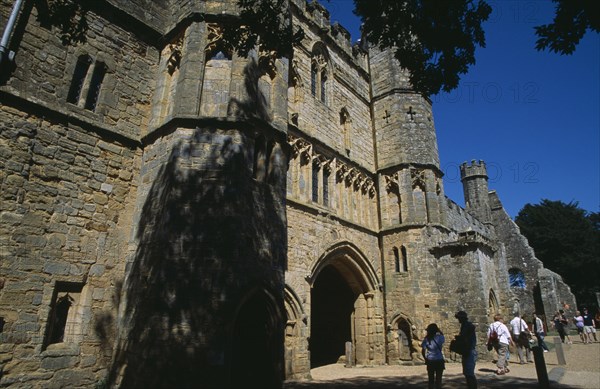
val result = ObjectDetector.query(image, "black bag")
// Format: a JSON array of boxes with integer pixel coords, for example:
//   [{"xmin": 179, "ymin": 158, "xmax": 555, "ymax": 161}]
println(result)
[
  {"xmin": 450, "ymin": 335, "xmax": 466, "ymax": 356},
  {"xmin": 518, "ymin": 331, "xmax": 531, "ymax": 348}
]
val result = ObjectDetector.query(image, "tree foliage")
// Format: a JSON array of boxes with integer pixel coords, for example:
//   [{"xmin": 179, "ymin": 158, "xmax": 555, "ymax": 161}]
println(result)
[
  {"xmin": 222, "ymin": 0, "xmax": 304, "ymax": 59},
  {"xmin": 354, "ymin": 0, "xmax": 492, "ymax": 96},
  {"xmin": 535, "ymin": 0, "xmax": 600, "ymax": 55},
  {"xmin": 40, "ymin": 0, "xmax": 598, "ymax": 95},
  {"xmin": 44, "ymin": 0, "xmax": 90, "ymax": 45},
  {"xmin": 515, "ymin": 200, "xmax": 600, "ymax": 309}
]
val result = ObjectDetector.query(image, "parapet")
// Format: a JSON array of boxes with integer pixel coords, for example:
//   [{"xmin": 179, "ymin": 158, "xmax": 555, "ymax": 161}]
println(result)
[
  {"xmin": 305, "ymin": 0, "xmax": 331, "ymax": 28},
  {"xmin": 460, "ymin": 160, "xmax": 488, "ymax": 181},
  {"xmin": 294, "ymin": 0, "xmax": 360, "ymax": 60}
]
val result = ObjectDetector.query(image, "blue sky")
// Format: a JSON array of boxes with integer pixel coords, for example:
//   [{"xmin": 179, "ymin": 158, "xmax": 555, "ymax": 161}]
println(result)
[{"xmin": 324, "ymin": 0, "xmax": 599, "ymax": 218}]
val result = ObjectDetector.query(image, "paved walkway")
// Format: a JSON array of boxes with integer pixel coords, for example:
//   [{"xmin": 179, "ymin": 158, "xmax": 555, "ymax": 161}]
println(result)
[{"xmin": 285, "ymin": 340, "xmax": 600, "ymax": 389}]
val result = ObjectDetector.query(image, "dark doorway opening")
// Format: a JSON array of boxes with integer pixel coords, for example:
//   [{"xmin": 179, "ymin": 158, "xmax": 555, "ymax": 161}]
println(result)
[
  {"xmin": 230, "ymin": 291, "xmax": 282, "ymax": 389},
  {"xmin": 533, "ymin": 282, "xmax": 547, "ymax": 325},
  {"xmin": 310, "ymin": 265, "xmax": 355, "ymax": 368}
]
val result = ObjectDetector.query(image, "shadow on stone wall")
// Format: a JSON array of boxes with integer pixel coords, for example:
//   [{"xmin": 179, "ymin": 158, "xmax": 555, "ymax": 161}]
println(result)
[{"xmin": 101, "ymin": 58, "xmax": 287, "ymax": 388}]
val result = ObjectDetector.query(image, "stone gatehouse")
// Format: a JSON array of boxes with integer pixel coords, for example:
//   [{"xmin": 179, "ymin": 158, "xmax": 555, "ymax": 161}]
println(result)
[{"xmin": 0, "ymin": 0, "xmax": 576, "ymax": 387}]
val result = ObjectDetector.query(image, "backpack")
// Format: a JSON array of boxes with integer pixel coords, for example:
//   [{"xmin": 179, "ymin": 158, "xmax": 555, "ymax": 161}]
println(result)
[
  {"xmin": 486, "ymin": 325, "xmax": 499, "ymax": 350},
  {"xmin": 450, "ymin": 335, "xmax": 466, "ymax": 356}
]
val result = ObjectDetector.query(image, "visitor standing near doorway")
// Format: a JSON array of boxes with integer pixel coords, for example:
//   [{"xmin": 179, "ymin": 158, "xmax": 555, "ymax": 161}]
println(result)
[
  {"xmin": 421, "ymin": 323, "xmax": 445, "ymax": 389},
  {"xmin": 455, "ymin": 311, "xmax": 478, "ymax": 389}
]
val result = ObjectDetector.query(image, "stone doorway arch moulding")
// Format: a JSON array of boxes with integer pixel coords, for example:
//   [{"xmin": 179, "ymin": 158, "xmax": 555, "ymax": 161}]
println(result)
[
  {"xmin": 306, "ymin": 241, "xmax": 385, "ymax": 367},
  {"xmin": 283, "ymin": 285, "xmax": 310, "ymax": 380},
  {"xmin": 306, "ymin": 241, "xmax": 381, "ymax": 294},
  {"xmin": 388, "ymin": 312, "xmax": 420, "ymax": 362}
]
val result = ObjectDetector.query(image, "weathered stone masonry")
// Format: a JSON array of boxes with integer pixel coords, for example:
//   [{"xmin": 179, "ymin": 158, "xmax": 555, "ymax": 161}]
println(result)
[{"xmin": 0, "ymin": 0, "xmax": 576, "ymax": 387}]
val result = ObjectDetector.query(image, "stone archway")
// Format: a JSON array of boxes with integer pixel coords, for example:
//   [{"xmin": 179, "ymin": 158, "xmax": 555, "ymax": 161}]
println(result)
[
  {"xmin": 389, "ymin": 314, "xmax": 418, "ymax": 362},
  {"xmin": 284, "ymin": 286, "xmax": 310, "ymax": 380},
  {"xmin": 307, "ymin": 242, "xmax": 384, "ymax": 368}
]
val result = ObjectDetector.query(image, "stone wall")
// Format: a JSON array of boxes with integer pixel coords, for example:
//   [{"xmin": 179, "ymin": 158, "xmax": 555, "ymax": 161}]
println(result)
[
  {"xmin": 489, "ymin": 191, "xmax": 576, "ymax": 320},
  {"xmin": 0, "ymin": 103, "xmax": 140, "ymax": 387}
]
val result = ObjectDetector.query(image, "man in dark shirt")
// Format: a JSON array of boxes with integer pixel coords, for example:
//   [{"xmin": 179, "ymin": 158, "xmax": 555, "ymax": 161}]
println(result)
[
  {"xmin": 582, "ymin": 308, "xmax": 597, "ymax": 343},
  {"xmin": 455, "ymin": 310, "xmax": 477, "ymax": 389}
]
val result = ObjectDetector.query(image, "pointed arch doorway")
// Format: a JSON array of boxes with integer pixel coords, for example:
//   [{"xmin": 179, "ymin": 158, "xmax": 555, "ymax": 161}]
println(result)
[
  {"xmin": 229, "ymin": 288, "xmax": 283, "ymax": 389},
  {"xmin": 308, "ymin": 243, "xmax": 384, "ymax": 368},
  {"xmin": 310, "ymin": 265, "xmax": 354, "ymax": 367}
]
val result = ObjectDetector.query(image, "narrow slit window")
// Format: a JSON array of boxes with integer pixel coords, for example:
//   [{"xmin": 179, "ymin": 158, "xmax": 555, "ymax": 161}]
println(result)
[
  {"xmin": 323, "ymin": 168, "xmax": 330, "ymax": 206},
  {"xmin": 84, "ymin": 62, "xmax": 107, "ymax": 111},
  {"xmin": 310, "ymin": 63, "xmax": 317, "ymax": 97},
  {"xmin": 312, "ymin": 162, "xmax": 319, "ymax": 203},
  {"xmin": 320, "ymin": 71, "xmax": 327, "ymax": 103},
  {"xmin": 67, "ymin": 56, "xmax": 91, "ymax": 104},
  {"xmin": 393, "ymin": 247, "xmax": 400, "ymax": 272},
  {"xmin": 401, "ymin": 246, "xmax": 408, "ymax": 272}
]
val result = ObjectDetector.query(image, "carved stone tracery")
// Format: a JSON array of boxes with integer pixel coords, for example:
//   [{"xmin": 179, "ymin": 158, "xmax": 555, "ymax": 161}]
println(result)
[
  {"xmin": 411, "ymin": 169, "xmax": 426, "ymax": 191},
  {"xmin": 205, "ymin": 23, "xmax": 224, "ymax": 54},
  {"xmin": 166, "ymin": 35, "xmax": 184, "ymax": 75}
]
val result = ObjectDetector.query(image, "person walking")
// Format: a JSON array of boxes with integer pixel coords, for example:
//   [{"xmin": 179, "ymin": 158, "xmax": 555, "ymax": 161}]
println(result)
[
  {"xmin": 509, "ymin": 313, "xmax": 533, "ymax": 364},
  {"xmin": 421, "ymin": 323, "xmax": 445, "ymax": 389},
  {"xmin": 488, "ymin": 314, "xmax": 513, "ymax": 375},
  {"xmin": 455, "ymin": 311, "xmax": 477, "ymax": 389},
  {"xmin": 553, "ymin": 310, "xmax": 572, "ymax": 344},
  {"xmin": 532, "ymin": 313, "xmax": 549, "ymax": 352},
  {"xmin": 582, "ymin": 308, "xmax": 597, "ymax": 343}
]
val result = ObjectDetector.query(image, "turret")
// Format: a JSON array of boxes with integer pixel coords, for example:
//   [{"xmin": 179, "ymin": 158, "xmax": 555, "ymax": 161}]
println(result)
[
  {"xmin": 369, "ymin": 47, "xmax": 445, "ymax": 226},
  {"xmin": 460, "ymin": 160, "xmax": 492, "ymax": 225}
]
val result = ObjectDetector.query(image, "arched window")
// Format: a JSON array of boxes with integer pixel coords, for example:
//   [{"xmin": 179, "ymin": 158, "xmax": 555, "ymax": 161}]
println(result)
[
  {"xmin": 67, "ymin": 55, "xmax": 91, "ymax": 105},
  {"xmin": 200, "ymin": 24, "xmax": 233, "ymax": 117},
  {"xmin": 401, "ymin": 246, "xmax": 408, "ymax": 272},
  {"xmin": 340, "ymin": 108, "xmax": 352, "ymax": 153},
  {"xmin": 508, "ymin": 268, "xmax": 526, "ymax": 289},
  {"xmin": 312, "ymin": 161, "xmax": 320, "ymax": 203},
  {"xmin": 67, "ymin": 55, "xmax": 107, "ymax": 112},
  {"xmin": 310, "ymin": 43, "xmax": 329, "ymax": 104},
  {"xmin": 310, "ymin": 62, "xmax": 317, "ymax": 97},
  {"xmin": 322, "ymin": 167, "xmax": 330, "ymax": 207},
  {"xmin": 320, "ymin": 70, "xmax": 327, "ymax": 103},
  {"xmin": 84, "ymin": 62, "xmax": 106, "ymax": 111}
]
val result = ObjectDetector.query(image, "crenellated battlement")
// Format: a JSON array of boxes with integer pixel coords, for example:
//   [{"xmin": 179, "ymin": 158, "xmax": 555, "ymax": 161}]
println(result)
[
  {"xmin": 460, "ymin": 159, "xmax": 488, "ymax": 181},
  {"xmin": 293, "ymin": 0, "xmax": 362, "ymax": 60},
  {"xmin": 305, "ymin": 0, "xmax": 330, "ymax": 27}
]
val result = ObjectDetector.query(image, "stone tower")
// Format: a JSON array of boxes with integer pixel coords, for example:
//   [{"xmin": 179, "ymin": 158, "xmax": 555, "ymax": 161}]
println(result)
[
  {"xmin": 460, "ymin": 160, "xmax": 493, "ymax": 226},
  {"xmin": 370, "ymin": 49, "xmax": 445, "ymax": 227}
]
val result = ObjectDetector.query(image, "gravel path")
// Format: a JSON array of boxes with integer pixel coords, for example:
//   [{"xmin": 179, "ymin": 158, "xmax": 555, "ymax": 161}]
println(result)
[{"xmin": 285, "ymin": 338, "xmax": 600, "ymax": 389}]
